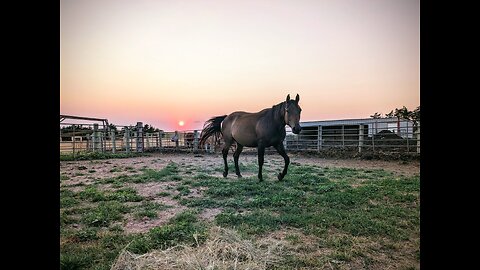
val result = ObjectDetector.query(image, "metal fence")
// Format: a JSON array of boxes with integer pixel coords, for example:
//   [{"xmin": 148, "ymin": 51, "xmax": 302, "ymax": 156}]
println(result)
[
  {"xmin": 60, "ymin": 118, "xmax": 420, "ymax": 156},
  {"xmin": 284, "ymin": 120, "xmax": 420, "ymax": 154}
]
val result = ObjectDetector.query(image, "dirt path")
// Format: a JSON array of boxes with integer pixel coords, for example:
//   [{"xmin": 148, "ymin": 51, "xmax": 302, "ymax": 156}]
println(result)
[{"xmin": 60, "ymin": 152, "xmax": 419, "ymax": 181}]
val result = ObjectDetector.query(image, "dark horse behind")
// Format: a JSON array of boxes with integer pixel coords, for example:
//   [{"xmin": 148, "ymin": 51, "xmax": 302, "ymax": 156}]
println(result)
[{"xmin": 199, "ymin": 94, "xmax": 302, "ymax": 181}]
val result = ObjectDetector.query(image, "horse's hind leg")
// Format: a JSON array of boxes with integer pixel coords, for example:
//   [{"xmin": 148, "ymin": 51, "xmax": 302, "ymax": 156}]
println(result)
[
  {"xmin": 257, "ymin": 143, "xmax": 265, "ymax": 181},
  {"xmin": 222, "ymin": 140, "xmax": 233, "ymax": 178},
  {"xmin": 274, "ymin": 143, "xmax": 290, "ymax": 181},
  {"xmin": 233, "ymin": 144, "xmax": 244, "ymax": 178}
]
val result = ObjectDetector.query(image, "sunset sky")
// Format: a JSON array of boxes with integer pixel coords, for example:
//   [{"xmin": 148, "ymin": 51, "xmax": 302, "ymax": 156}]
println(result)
[{"xmin": 60, "ymin": 0, "xmax": 419, "ymax": 131}]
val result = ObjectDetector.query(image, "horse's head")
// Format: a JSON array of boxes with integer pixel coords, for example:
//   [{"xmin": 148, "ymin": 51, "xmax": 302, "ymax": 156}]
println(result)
[{"xmin": 284, "ymin": 94, "xmax": 302, "ymax": 134}]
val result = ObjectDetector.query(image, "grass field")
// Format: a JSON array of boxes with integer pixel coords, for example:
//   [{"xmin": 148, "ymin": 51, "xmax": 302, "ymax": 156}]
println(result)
[{"xmin": 60, "ymin": 154, "xmax": 419, "ymax": 269}]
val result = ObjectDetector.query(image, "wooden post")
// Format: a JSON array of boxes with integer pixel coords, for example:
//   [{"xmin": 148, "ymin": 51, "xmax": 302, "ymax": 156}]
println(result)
[
  {"xmin": 358, "ymin": 124, "xmax": 364, "ymax": 153},
  {"xmin": 145, "ymin": 133, "xmax": 150, "ymax": 149},
  {"xmin": 72, "ymin": 125, "xmax": 76, "ymax": 157},
  {"xmin": 93, "ymin": 124, "xmax": 100, "ymax": 152},
  {"xmin": 416, "ymin": 123, "xmax": 420, "ymax": 154},
  {"xmin": 174, "ymin": 131, "xmax": 179, "ymax": 149},
  {"xmin": 136, "ymin": 122, "xmax": 144, "ymax": 153},
  {"xmin": 111, "ymin": 130, "xmax": 116, "ymax": 153},
  {"xmin": 102, "ymin": 124, "xmax": 107, "ymax": 153},
  {"xmin": 397, "ymin": 117, "xmax": 401, "ymax": 135},
  {"xmin": 317, "ymin": 125, "xmax": 322, "ymax": 152},
  {"xmin": 193, "ymin": 130, "xmax": 199, "ymax": 152},
  {"xmin": 86, "ymin": 134, "xmax": 91, "ymax": 151},
  {"xmin": 158, "ymin": 131, "xmax": 163, "ymax": 149},
  {"xmin": 99, "ymin": 131, "xmax": 107, "ymax": 153},
  {"xmin": 372, "ymin": 128, "xmax": 375, "ymax": 152},
  {"xmin": 406, "ymin": 122, "xmax": 410, "ymax": 152},
  {"xmin": 124, "ymin": 128, "xmax": 130, "ymax": 153}
]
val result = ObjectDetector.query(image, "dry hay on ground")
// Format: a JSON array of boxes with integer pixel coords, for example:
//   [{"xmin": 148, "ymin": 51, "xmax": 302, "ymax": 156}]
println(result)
[{"xmin": 111, "ymin": 226, "xmax": 286, "ymax": 270}]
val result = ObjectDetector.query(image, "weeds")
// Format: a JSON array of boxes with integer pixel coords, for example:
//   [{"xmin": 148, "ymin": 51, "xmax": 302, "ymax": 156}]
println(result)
[{"xmin": 60, "ymin": 156, "xmax": 419, "ymax": 270}]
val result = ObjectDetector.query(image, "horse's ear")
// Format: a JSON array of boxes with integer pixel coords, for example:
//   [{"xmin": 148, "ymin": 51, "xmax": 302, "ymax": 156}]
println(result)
[
  {"xmin": 295, "ymin": 94, "xmax": 300, "ymax": 103},
  {"xmin": 286, "ymin": 94, "xmax": 290, "ymax": 102}
]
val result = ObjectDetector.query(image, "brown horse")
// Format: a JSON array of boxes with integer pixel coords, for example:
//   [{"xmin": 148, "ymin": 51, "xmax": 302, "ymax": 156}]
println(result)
[{"xmin": 199, "ymin": 94, "xmax": 302, "ymax": 181}]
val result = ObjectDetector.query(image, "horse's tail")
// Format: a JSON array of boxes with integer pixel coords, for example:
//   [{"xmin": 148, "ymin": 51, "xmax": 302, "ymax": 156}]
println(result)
[{"xmin": 199, "ymin": 115, "xmax": 227, "ymax": 146}]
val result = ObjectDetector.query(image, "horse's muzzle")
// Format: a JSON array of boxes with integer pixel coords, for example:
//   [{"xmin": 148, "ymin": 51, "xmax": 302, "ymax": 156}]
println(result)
[{"xmin": 292, "ymin": 126, "xmax": 302, "ymax": 134}]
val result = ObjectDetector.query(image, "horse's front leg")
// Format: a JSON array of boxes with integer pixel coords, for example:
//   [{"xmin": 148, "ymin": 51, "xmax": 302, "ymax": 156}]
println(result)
[
  {"xmin": 257, "ymin": 144, "xmax": 265, "ymax": 181},
  {"xmin": 274, "ymin": 143, "xmax": 290, "ymax": 181}
]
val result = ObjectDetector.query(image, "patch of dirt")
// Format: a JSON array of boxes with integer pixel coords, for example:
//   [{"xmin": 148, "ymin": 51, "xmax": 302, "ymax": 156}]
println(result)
[
  {"xmin": 185, "ymin": 186, "xmax": 207, "ymax": 198},
  {"xmin": 123, "ymin": 205, "xmax": 188, "ymax": 234},
  {"xmin": 60, "ymin": 185, "xmax": 85, "ymax": 193},
  {"xmin": 199, "ymin": 208, "xmax": 223, "ymax": 221},
  {"xmin": 128, "ymin": 181, "xmax": 178, "ymax": 199}
]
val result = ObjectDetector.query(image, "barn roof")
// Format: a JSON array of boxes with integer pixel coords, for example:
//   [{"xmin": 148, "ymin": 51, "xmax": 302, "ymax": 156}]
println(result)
[{"xmin": 299, "ymin": 117, "xmax": 405, "ymax": 127}]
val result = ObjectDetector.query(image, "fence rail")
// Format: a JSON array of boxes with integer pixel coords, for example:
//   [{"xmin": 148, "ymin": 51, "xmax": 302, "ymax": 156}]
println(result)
[{"xmin": 60, "ymin": 119, "xmax": 420, "ymax": 156}]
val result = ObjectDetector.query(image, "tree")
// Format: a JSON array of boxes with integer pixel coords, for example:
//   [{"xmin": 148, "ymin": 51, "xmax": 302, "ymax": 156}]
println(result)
[
  {"xmin": 385, "ymin": 110, "xmax": 394, "ymax": 118},
  {"xmin": 412, "ymin": 106, "xmax": 420, "ymax": 126},
  {"xmin": 143, "ymin": 124, "xmax": 160, "ymax": 133},
  {"xmin": 60, "ymin": 125, "xmax": 93, "ymax": 140},
  {"xmin": 371, "ymin": 105, "xmax": 420, "ymax": 133}
]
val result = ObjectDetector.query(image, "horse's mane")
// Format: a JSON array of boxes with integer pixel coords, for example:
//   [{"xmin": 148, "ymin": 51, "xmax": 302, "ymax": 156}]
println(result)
[{"xmin": 270, "ymin": 101, "xmax": 286, "ymax": 124}]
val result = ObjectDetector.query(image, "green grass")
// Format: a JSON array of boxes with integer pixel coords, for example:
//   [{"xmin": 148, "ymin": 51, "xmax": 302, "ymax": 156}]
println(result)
[
  {"xmin": 60, "ymin": 157, "xmax": 419, "ymax": 269},
  {"xmin": 78, "ymin": 186, "xmax": 144, "ymax": 203},
  {"xmin": 104, "ymin": 162, "xmax": 181, "ymax": 184},
  {"xmin": 181, "ymin": 163, "xmax": 419, "ymax": 255},
  {"xmin": 133, "ymin": 201, "xmax": 169, "ymax": 219},
  {"xmin": 60, "ymin": 189, "xmax": 79, "ymax": 208},
  {"xmin": 81, "ymin": 201, "xmax": 129, "ymax": 227},
  {"xmin": 157, "ymin": 191, "xmax": 171, "ymax": 197},
  {"xmin": 109, "ymin": 167, "xmax": 123, "ymax": 173},
  {"xmin": 60, "ymin": 151, "xmax": 144, "ymax": 161},
  {"xmin": 128, "ymin": 210, "xmax": 207, "ymax": 254}
]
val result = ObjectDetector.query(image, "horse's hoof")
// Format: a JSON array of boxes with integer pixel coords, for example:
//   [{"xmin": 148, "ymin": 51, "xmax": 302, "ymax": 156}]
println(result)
[
  {"xmin": 277, "ymin": 173, "xmax": 284, "ymax": 181},
  {"xmin": 223, "ymin": 172, "xmax": 228, "ymax": 178},
  {"xmin": 237, "ymin": 174, "xmax": 243, "ymax": 178}
]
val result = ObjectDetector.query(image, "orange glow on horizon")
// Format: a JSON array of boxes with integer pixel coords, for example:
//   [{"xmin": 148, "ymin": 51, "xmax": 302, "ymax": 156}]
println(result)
[{"xmin": 61, "ymin": 0, "xmax": 419, "ymax": 132}]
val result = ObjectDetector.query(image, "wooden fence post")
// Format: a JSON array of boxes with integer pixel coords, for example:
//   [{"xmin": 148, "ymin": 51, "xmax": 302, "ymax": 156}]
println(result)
[
  {"xmin": 111, "ymin": 129, "xmax": 116, "ymax": 154},
  {"xmin": 87, "ymin": 134, "xmax": 91, "ymax": 151},
  {"xmin": 358, "ymin": 124, "xmax": 364, "ymax": 153},
  {"xmin": 145, "ymin": 133, "xmax": 150, "ymax": 149},
  {"xmin": 194, "ymin": 130, "xmax": 199, "ymax": 152},
  {"xmin": 406, "ymin": 122, "xmax": 410, "ymax": 152},
  {"xmin": 158, "ymin": 131, "xmax": 163, "ymax": 149},
  {"xmin": 136, "ymin": 122, "xmax": 144, "ymax": 153},
  {"xmin": 72, "ymin": 125, "xmax": 76, "ymax": 157},
  {"xmin": 124, "ymin": 128, "xmax": 130, "ymax": 153},
  {"xmin": 416, "ymin": 123, "xmax": 420, "ymax": 154},
  {"xmin": 174, "ymin": 131, "xmax": 179, "ymax": 149},
  {"xmin": 93, "ymin": 124, "xmax": 100, "ymax": 152},
  {"xmin": 317, "ymin": 125, "xmax": 322, "ymax": 152}
]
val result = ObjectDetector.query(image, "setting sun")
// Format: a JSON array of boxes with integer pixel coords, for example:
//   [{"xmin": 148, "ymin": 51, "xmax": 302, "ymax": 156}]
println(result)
[{"xmin": 178, "ymin": 121, "xmax": 185, "ymax": 127}]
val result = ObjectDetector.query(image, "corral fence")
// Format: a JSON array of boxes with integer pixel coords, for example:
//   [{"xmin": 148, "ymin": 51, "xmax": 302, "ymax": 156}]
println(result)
[{"xmin": 60, "ymin": 115, "xmax": 420, "ymax": 157}]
